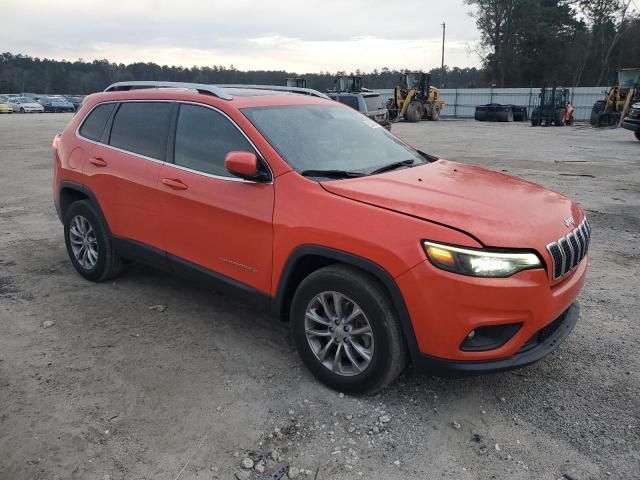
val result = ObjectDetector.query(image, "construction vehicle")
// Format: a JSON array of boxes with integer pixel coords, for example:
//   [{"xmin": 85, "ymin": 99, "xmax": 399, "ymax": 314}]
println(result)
[
  {"xmin": 590, "ymin": 67, "xmax": 640, "ymax": 127},
  {"xmin": 285, "ymin": 78, "xmax": 307, "ymax": 88},
  {"xmin": 531, "ymin": 86, "xmax": 574, "ymax": 126},
  {"xmin": 387, "ymin": 72, "xmax": 445, "ymax": 122}
]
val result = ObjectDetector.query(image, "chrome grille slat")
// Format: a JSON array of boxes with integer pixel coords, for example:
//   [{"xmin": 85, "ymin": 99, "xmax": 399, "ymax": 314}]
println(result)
[{"xmin": 546, "ymin": 217, "xmax": 590, "ymax": 279}]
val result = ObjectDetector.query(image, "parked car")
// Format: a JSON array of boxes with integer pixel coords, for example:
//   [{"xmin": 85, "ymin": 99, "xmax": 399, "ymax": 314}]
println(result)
[
  {"xmin": 475, "ymin": 104, "xmax": 528, "ymax": 122},
  {"xmin": 622, "ymin": 102, "xmax": 640, "ymax": 142},
  {"xmin": 52, "ymin": 81, "xmax": 589, "ymax": 393},
  {"xmin": 327, "ymin": 91, "xmax": 392, "ymax": 130},
  {"xmin": 0, "ymin": 100, "xmax": 13, "ymax": 113},
  {"xmin": 9, "ymin": 96, "xmax": 44, "ymax": 113},
  {"xmin": 66, "ymin": 95, "xmax": 86, "ymax": 110},
  {"xmin": 39, "ymin": 96, "xmax": 75, "ymax": 113}
]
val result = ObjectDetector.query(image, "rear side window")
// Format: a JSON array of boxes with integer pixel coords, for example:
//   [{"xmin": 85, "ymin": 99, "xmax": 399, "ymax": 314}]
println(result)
[
  {"xmin": 79, "ymin": 103, "xmax": 116, "ymax": 141},
  {"xmin": 363, "ymin": 95, "xmax": 385, "ymax": 112},
  {"xmin": 109, "ymin": 102, "xmax": 172, "ymax": 160},
  {"xmin": 338, "ymin": 96, "xmax": 360, "ymax": 111},
  {"xmin": 173, "ymin": 104, "xmax": 255, "ymax": 177}
]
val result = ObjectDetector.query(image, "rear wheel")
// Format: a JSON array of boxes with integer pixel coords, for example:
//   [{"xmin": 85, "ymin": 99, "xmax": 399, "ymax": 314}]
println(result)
[
  {"xmin": 64, "ymin": 200, "xmax": 124, "ymax": 282},
  {"xmin": 429, "ymin": 106, "xmax": 440, "ymax": 121},
  {"xmin": 290, "ymin": 265, "xmax": 407, "ymax": 394},
  {"xmin": 406, "ymin": 101, "xmax": 423, "ymax": 122}
]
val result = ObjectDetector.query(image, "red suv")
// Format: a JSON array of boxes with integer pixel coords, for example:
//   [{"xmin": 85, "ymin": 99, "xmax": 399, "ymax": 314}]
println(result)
[{"xmin": 52, "ymin": 81, "xmax": 589, "ymax": 393}]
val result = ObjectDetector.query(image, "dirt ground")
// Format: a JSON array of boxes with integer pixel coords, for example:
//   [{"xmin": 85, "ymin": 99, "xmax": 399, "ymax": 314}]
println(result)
[{"xmin": 0, "ymin": 114, "xmax": 638, "ymax": 480}]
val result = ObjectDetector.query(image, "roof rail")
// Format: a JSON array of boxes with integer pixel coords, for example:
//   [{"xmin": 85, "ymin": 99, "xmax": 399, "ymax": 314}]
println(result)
[
  {"xmin": 104, "ymin": 81, "xmax": 233, "ymax": 100},
  {"xmin": 217, "ymin": 84, "xmax": 330, "ymax": 100}
]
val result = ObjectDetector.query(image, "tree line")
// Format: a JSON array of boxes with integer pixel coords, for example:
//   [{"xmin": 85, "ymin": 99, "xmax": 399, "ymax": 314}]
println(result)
[
  {"xmin": 465, "ymin": 0, "xmax": 640, "ymax": 87},
  {"xmin": 0, "ymin": 53, "xmax": 486, "ymax": 94},
  {"xmin": 1, "ymin": 0, "xmax": 638, "ymax": 95}
]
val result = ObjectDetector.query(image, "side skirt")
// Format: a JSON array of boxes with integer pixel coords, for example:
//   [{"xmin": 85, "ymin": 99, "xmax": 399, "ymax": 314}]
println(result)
[{"xmin": 111, "ymin": 236, "xmax": 271, "ymax": 311}]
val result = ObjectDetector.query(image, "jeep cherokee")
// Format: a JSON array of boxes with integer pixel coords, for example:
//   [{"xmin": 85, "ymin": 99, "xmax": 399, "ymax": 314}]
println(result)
[{"xmin": 52, "ymin": 81, "xmax": 589, "ymax": 393}]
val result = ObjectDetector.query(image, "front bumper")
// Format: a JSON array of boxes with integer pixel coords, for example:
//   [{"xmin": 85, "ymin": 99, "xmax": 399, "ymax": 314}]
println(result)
[
  {"xmin": 395, "ymin": 254, "xmax": 586, "ymax": 367},
  {"xmin": 414, "ymin": 303, "xmax": 578, "ymax": 375}
]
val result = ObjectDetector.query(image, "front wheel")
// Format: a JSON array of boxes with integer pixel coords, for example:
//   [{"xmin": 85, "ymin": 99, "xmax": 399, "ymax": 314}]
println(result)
[
  {"xmin": 19, "ymin": 107, "xmax": 25, "ymax": 113},
  {"xmin": 406, "ymin": 101, "xmax": 423, "ymax": 122},
  {"xmin": 290, "ymin": 265, "xmax": 407, "ymax": 394}
]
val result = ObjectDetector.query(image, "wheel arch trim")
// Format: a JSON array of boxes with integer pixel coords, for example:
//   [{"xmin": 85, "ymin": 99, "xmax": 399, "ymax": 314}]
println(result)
[
  {"xmin": 274, "ymin": 245, "xmax": 421, "ymax": 362},
  {"xmin": 58, "ymin": 181, "xmax": 111, "ymax": 234}
]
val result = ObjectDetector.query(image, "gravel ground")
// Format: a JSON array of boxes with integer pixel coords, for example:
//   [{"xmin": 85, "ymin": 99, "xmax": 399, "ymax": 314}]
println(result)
[{"xmin": 0, "ymin": 114, "xmax": 638, "ymax": 480}]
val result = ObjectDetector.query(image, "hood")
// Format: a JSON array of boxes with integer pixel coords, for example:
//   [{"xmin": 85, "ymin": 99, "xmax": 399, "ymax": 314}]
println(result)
[{"xmin": 321, "ymin": 159, "xmax": 583, "ymax": 250}]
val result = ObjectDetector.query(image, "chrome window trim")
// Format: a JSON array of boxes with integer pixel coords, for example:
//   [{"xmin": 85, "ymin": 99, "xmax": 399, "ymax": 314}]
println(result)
[{"xmin": 75, "ymin": 99, "xmax": 273, "ymax": 184}]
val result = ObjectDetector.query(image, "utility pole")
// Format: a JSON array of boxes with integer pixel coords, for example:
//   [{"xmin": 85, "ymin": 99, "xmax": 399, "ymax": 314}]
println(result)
[{"xmin": 441, "ymin": 22, "xmax": 446, "ymax": 87}]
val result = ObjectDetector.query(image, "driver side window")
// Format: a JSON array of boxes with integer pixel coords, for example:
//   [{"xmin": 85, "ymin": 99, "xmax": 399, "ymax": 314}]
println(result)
[{"xmin": 174, "ymin": 104, "xmax": 256, "ymax": 177}]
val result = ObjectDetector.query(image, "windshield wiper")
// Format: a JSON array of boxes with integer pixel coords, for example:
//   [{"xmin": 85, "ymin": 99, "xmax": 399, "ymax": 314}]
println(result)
[
  {"xmin": 369, "ymin": 159, "xmax": 415, "ymax": 175},
  {"xmin": 300, "ymin": 169, "xmax": 366, "ymax": 179}
]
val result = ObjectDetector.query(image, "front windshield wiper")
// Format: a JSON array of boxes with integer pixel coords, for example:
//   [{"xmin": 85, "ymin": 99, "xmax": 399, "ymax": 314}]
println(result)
[
  {"xmin": 300, "ymin": 169, "xmax": 366, "ymax": 179},
  {"xmin": 369, "ymin": 159, "xmax": 415, "ymax": 175}
]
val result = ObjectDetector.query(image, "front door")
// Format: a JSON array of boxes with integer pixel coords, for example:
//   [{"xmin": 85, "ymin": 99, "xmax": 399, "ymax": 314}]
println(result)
[{"xmin": 157, "ymin": 103, "xmax": 274, "ymax": 294}]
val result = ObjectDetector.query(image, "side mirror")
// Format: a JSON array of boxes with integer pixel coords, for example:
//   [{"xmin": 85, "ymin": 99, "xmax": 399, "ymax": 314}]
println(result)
[{"xmin": 224, "ymin": 151, "xmax": 267, "ymax": 181}]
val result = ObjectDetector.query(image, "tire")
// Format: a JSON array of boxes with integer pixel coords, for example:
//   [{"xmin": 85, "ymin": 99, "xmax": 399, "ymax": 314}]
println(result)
[
  {"xmin": 497, "ymin": 109, "xmax": 513, "ymax": 122},
  {"xmin": 597, "ymin": 113, "xmax": 610, "ymax": 127},
  {"xmin": 555, "ymin": 109, "xmax": 567, "ymax": 126},
  {"xmin": 590, "ymin": 101, "xmax": 605, "ymax": 126},
  {"xmin": 63, "ymin": 200, "xmax": 124, "ymax": 282},
  {"xmin": 19, "ymin": 107, "xmax": 25, "ymax": 113},
  {"xmin": 635, "ymin": 131, "xmax": 640, "ymax": 142},
  {"xmin": 475, "ymin": 110, "xmax": 487, "ymax": 121},
  {"xmin": 430, "ymin": 106, "xmax": 440, "ymax": 121},
  {"xmin": 290, "ymin": 265, "xmax": 407, "ymax": 394},
  {"xmin": 406, "ymin": 101, "xmax": 423, "ymax": 122}
]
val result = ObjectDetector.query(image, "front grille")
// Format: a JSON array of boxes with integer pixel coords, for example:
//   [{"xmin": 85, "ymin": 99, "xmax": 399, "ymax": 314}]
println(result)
[{"xmin": 546, "ymin": 217, "xmax": 591, "ymax": 280}]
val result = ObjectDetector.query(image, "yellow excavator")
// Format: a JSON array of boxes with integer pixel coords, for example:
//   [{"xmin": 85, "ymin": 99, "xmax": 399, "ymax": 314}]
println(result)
[
  {"xmin": 388, "ymin": 72, "xmax": 445, "ymax": 122},
  {"xmin": 590, "ymin": 67, "xmax": 640, "ymax": 127}
]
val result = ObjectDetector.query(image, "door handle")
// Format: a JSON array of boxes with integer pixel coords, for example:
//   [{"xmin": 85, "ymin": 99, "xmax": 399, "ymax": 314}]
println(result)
[
  {"xmin": 88, "ymin": 157, "xmax": 107, "ymax": 167},
  {"xmin": 161, "ymin": 178, "xmax": 188, "ymax": 190}
]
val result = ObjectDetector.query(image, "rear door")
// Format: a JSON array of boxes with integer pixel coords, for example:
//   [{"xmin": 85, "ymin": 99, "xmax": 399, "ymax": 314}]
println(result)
[
  {"xmin": 81, "ymin": 101, "xmax": 173, "ymax": 252},
  {"xmin": 157, "ymin": 103, "xmax": 274, "ymax": 294}
]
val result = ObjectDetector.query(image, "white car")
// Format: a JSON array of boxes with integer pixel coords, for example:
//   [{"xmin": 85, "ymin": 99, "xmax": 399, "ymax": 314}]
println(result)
[{"xmin": 9, "ymin": 96, "xmax": 44, "ymax": 113}]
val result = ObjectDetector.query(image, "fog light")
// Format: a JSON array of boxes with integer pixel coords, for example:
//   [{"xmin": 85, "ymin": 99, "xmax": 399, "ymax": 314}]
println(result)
[{"xmin": 460, "ymin": 323, "xmax": 522, "ymax": 351}]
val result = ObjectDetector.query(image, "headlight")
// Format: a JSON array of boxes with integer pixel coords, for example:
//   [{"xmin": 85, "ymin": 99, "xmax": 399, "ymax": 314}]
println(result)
[{"xmin": 422, "ymin": 241, "xmax": 542, "ymax": 277}]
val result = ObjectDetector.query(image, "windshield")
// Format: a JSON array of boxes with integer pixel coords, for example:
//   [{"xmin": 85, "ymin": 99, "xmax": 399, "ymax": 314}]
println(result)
[
  {"xmin": 18, "ymin": 97, "xmax": 34, "ymax": 103},
  {"xmin": 243, "ymin": 104, "xmax": 429, "ymax": 175},
  {"xmin": 619, "ymin": 70, "xmax": 640, "ymax": 87}
]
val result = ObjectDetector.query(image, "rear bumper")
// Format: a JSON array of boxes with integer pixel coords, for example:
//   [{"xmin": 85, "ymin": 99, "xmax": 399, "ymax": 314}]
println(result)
[{"xmin": 414, "ymin": 303, "xmax": 579, "ymax": 375}]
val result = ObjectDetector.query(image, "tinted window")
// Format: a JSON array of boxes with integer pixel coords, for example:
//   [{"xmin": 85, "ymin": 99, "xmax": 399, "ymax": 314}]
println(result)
[
  {"xmin": 79, "ymin": 103, "xmax": 116, "ymax": 142},
  {"xmin": 109, "ymin": 102, "xmax": 172, "ymax": 160},
  {"xmin": 363, "ymin": 95, "xmax": 385, "ymax": 112},
  {"xmin": 174, "ymin": 104, "xmax": 255, "ymax": 177},
  {"xmin": 338, "ymin": 96, "xmax": 360, "ymax": 110}
]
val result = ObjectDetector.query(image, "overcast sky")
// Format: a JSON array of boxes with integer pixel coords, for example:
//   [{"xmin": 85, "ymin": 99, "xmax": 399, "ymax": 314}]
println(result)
[{"xmin": 0, "ymin": 0, "xmax": 481, "ymax": 72}]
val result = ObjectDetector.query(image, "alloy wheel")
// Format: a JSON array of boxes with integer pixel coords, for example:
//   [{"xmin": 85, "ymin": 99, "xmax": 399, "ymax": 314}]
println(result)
[
  {"xmin": 69, "ymin": 215, "xmax": 98, "ymax": 270},
  {"xmin": 304, "ymin": 291, "xmax": 375, "ymax": 376}
]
